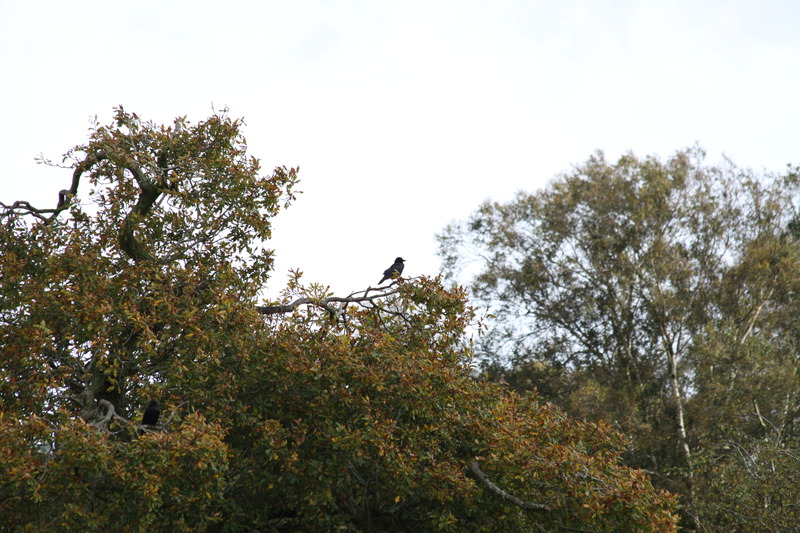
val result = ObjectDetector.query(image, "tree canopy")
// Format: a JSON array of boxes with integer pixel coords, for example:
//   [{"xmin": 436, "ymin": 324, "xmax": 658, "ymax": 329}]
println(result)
[
  {"xmin": 0, "ymin": 109, "xmax": 677, "ymax": 532},
  {"xmin": 438, "ymin": 147, "xmax": 800, "ymax": 530}
]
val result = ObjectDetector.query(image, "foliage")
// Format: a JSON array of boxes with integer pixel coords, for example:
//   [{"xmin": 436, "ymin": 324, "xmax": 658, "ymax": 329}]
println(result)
[
  {"xmin": 438, "ymin": 147, "xmax": 800, "ymax": 528},
  {"xmin": 0, "ymin": 109, "xmax": 676, "ymax": 531}
]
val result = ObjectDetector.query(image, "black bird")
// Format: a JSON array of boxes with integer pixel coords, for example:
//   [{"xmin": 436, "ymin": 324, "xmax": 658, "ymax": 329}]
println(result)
[
  {"xmin": 141, "ymin": 400, "xmax": 160, "ymax": 426},
  {"xmin": 379, "ymin": 257, "xmax": 405, "ymax": 284},
  {"xmin": 56, "ymin": 189, "xmax": 71, "ymax": 209}
]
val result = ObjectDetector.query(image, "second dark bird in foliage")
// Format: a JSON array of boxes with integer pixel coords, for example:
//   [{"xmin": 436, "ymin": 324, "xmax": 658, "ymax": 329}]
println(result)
[
  {"xmin": 142, "ymin": 400, "xmax": 160, "ymax": 426},
  {"xmin": 379, "ymin": 257, "xmax": 405, "ymax": 284}
]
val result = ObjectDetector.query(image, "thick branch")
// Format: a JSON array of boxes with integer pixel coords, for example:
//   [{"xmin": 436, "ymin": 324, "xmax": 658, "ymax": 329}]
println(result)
[
  {"xmin": 468, "ymin": 461, "xmax": 550, "ymax": 512},
  {"xmin": 91, "ymin": 399, "xmax": 116, "ymax": 431},
  {"xmin": 117, "ymin": 157, "xmax": 163, "ymax": 262}
]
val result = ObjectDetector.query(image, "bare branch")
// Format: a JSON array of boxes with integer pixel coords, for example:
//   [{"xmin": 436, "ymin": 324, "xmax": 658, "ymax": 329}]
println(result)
[
  {"xmin": 468, "ymin": 460, "xmax": 550, "ymax": 512},
  {"xmin": 257, "ymin": 283, "xmax": 404, "ymax": 316}
]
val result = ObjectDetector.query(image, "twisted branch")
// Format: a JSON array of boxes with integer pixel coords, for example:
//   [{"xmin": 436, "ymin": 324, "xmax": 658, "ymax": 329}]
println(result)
[
  {"xmin": 0, "ymin": 150, "xmax": 107, "ymax": 223},
  {"xmin": 2, "ymin": 148, "xmax": 174, "ymax": 264}
]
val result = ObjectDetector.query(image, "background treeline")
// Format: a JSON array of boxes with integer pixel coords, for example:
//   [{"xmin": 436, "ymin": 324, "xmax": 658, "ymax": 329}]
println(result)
[{"xmin": 439, "ymin": 147, "xmax": 800, "ymax": 531}]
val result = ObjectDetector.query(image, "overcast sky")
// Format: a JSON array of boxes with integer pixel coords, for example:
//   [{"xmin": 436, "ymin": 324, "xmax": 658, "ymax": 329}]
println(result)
[{"xmin": 2, "ymin": 1, "xmax": 799, "ymax": 299}]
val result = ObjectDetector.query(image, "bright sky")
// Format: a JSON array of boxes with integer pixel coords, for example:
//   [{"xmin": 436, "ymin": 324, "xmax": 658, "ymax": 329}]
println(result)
[{"xmin": 2, "ymin": 1, "xmax": 799, "ymax": 299}]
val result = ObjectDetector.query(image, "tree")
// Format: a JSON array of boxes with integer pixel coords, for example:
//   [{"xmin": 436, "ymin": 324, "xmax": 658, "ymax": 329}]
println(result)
[
  {"xmin": 691, "ymin": 434, "xmax": 800, "ymax": 532},
  {"xmin": 0, "ymin": 109, "xmax": 677, "ymax": 531},
  {"xmin": 438, "ymin": 147, "xmax": 800, "ymax": 527}
]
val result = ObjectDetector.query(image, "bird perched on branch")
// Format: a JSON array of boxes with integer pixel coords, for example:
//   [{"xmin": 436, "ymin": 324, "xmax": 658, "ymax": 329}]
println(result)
[
  {"xmin": 57, "ymin": 189, "xmax": 71, "ymax": 209},
  {"xmin": 141, "ymin": 400, "xmax": 160, "ymax": 426},
  {"xmin": 379, "ymin": 257, "xmax": 405, "ymax": 284}
]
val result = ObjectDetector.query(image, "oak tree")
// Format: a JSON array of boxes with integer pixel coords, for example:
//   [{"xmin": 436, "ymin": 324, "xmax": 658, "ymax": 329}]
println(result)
[{"xmin": 0, "ymin": 109, "xmax": 677, "ymax": 532}]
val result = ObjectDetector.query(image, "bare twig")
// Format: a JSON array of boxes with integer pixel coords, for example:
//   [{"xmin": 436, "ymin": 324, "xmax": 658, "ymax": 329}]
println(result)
[{"xmin": 163, "ymin": 401, "xmax": 187, "ymax": 426}]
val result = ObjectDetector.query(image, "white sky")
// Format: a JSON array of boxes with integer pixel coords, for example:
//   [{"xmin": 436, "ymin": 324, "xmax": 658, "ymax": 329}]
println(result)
[{"xmin": 2, "ymin": 0, "xmax": 799, "ymax": 299}]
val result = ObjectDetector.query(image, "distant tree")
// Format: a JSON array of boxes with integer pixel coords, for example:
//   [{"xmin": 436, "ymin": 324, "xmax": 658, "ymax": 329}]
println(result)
[
  {"xmin": 0, "ymin": 109, "xmax": 677, "ymax": 532},
  {"xmin": 438, "ymin": 147, "xmax": 800, "ymax": 527}
]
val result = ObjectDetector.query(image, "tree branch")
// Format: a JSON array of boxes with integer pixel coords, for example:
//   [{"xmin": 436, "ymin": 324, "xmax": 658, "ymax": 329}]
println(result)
[
  {"xmin": 468, "ymin": 461, "xmax": 550, "ymax": 512},
  {"xmin": 91, "ymin": 399, "xmax": 116, "ymax": 431},
  {"xmin": 257, "ymin": 284, "xmax": 404, "ymax": 316},
  {"xmin": 0, "ymin": 150, "xmax": 107, "ymax": 223}
]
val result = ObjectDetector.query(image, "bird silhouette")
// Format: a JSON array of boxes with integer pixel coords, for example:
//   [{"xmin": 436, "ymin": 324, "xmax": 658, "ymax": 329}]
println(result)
[
  {"xmin": 379, "ymin": 257, "xmax": 405, "ymax": 284},
  {"xmin": 141, "ymin": 400, "xmax": 160, "ymax": 426},
  {"xmin": 56, "ymin": 189, "xmax": 71, "ymax": 209}
]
